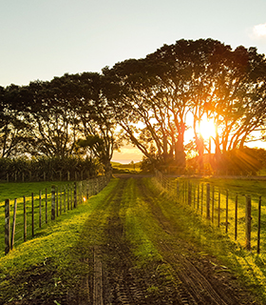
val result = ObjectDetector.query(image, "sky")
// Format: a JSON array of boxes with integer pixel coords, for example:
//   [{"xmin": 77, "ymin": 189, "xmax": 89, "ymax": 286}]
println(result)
[{"xmin": 1, "ymin": 0, "xmax": 266, "ymax": 163}]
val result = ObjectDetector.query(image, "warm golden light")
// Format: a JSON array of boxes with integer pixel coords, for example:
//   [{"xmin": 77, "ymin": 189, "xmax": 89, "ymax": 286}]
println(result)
[
  {"xmin": 199, "ymin": 118, "xmax": 216, "ymax": 140},
  {"xmin": 83, "ymin": 197, "xmax": 86, "ymax": 202}
]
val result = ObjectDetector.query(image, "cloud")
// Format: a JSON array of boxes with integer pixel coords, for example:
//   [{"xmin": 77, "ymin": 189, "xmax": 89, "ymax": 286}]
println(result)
[{"xmin": 252, "ymin": 23, "xmax": 266, "ymax": 39}]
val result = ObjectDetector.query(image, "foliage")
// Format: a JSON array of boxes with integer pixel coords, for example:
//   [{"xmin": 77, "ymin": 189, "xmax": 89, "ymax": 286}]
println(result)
[
  {"xmin": 1, "ymin": 39, "xmax": 266, "ymax": 174},
  {"xmin": 0, "ymin": 156, "xmax": 98, "ymax": 182},
  {"xmin": 104, "ymin": 39, "xmax": 266, "ymax": 172}
]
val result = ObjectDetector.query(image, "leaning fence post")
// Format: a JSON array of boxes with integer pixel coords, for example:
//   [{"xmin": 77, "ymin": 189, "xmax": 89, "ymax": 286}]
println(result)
[
  {"xmin": 206, "ymin": 184, "xmax": 210, "ymax": 219},
  {"xmin": 11, "ymin": 199, "xmax": 17, "ymax": 250},
  {"xmin": 257, "ymin": 196, "xmax": 262, "ymax": 254},
  {"xmin": 51, "ymin": 185, "xmax": 55, "ymax": 220},
  {"xmin": 245, "ymin": 195, "xmax": 252, "ymax": 250},
  {"xmin": 5, "ymin": 199, "xmax": 10, "ymax": 255}
]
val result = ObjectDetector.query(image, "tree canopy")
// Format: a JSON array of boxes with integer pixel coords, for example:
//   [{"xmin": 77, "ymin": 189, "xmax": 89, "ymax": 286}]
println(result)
[{"xmin": 1, "ymin": 38, "xmax": 266, "ymax": 175}]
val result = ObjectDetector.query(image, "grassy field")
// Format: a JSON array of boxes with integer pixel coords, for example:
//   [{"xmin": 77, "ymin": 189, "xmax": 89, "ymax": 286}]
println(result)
[
  {"xmin": 111, "ymin": 161, "xmax": 142, "ymax": 173},
  {"xmin": 162, "ymin": 176, "xmax": 266, "ymax": 253},
  {"xmin": 0, "ymin": 181, "xmax": 84, "ymax": 257},
  {"xmin": 1, "ymin": 176, "xmax": 266, "ymax": 303}
]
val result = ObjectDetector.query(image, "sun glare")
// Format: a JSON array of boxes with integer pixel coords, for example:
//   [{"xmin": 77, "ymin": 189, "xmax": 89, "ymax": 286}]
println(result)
[{"xmin": 199, "ymin": 118, "xmax": 216, "ymax": 140}]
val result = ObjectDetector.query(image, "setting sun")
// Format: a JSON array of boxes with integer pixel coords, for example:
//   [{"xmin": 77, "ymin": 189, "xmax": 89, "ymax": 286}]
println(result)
[{"xmin": 199, "ymin": 118, "xmax": 216, "ymax": 140}]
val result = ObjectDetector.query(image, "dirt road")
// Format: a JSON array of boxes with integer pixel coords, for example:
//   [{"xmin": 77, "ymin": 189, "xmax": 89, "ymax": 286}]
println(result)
[{"xmin": 80, "ymin": 176, "xmax": 260, "ymax": 305}]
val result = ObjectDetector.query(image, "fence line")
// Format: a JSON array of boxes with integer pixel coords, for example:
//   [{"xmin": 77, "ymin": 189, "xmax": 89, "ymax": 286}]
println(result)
[
  {"xmin": 155, "ymin": 170, "xmax": 263, "ymax": 254},
  {"xmin": 3, "ymin": 173, "xmax": 111, "ymax": 255}
]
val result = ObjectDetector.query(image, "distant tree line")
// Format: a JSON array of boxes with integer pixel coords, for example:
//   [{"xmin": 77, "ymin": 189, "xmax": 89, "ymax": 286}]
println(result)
[
  {"xmin": 1, "ymin": 38, "xmax": 266, "ymax": 175},
  {"xmin": 0, "ymin": 157, "xmax": 97, "ymax": 182}
]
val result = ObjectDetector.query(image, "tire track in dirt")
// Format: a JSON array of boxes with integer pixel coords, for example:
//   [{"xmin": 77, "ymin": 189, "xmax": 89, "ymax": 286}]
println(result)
[
  {"xmin": 136, "ymin": 178, "xmax": 260, "ymax": 305},
  {"xmin": 99, "ymin": 177, "xmax": 181, "ymax": 304},
  {"xmin": 87, "ymin": 176, "xmax": 261, "ymax": 304},
  {"xmin": 98, "ymin": 177, "xmax": 149, "ymax": 305}
]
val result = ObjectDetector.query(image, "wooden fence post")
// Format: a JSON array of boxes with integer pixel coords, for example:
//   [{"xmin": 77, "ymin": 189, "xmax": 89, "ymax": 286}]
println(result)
[
  {"xmin": 51, "ymin": 185, "xmax": 55, "ymax": 220},
  {"xmin": 80, "ymin": 181, "xmax": 83, "ymax": 204},
  {"xmin": 201, "ymin": 184, "xmax": 204, "ymax": 215},
  {"xmin": 257, "ymin": 196, "xmax": 262, "ymax": 254},
  {"xmin": 5, "ymin": 199, "xmax": 10, "ymax": 255},
  {"xmin": 23, "ymin": 196, "xmax": 27, "ymax": 242},
  {"xmin": 11, "ymin": 199, "xmax": 17, "ymax": 250},
  {"xmin": 188, "ymin": 181, "xmax": 192, "ymax": 206},
  {"xmin": 197, "ymin": 184, "xmax": 200, "ymax": 211},
  {"xmin": 193, "ymin": 186, "xmax": 196, "ymax": 208},
  {"xmin": 64, "ymin": 185, "xmax": 66, "ymax": 212},
  {"xmin": 218, "ymin": 189, "xmax": 221, "ymax": 227},
  {"xmin": 56, "ymin": 187, "xmax": 59, "ymax": 216},
  {"xmin": 32, "ymin": 193, "xmax": 34, "ymax": 237},
  {"xmin": 45, "ymin": 188, "xmax": 48, "ymax": 223},
  {"xmin": 59, "ymin": 186, "xmax": 62, "ymax": 215},
  {"xmin": 225, "ymin": 190, "xmax": 229, "ymax": 233},
  {"xmin": 71, "ymin": 184, "xmax": 73, "ymax": 209},
  {"xmin": 235, "ymin": 195, "xmax": 238, "ymax": 241},
  {"xmin": 245, "ymin": 195, "xmax": 252, "ymax": 250},
  {"xmin": 67, "ymin": 185, "xmax": 70, "ymax": 210},
  {"xmin": 206, "ymin": 184, "xmax": 210, "ymax": 219},
  {"xmin": 39, "ymin": 190, "xmax": 42, "ymax": 228},
  {"xmin": 212, "ymin": 186, "xmax": 215, "ymax": 223},
  {"xmin": 74, "ymin": 182, "xmax": 77, "ymax": 208}
]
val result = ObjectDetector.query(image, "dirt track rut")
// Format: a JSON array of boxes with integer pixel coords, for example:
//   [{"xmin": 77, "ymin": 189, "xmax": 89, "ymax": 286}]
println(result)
[{"xmin": 90, "ymin": 177, "xmax": 260, "ymax": 305}]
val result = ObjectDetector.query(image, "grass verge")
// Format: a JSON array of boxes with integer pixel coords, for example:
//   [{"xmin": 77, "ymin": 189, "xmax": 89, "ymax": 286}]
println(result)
[
  {"xmin": 150, "ymin": 177, "xmax": 266, "ymax": 303},
  {"xmin": 0, "ymin": 179, "xmax": 119, "ymax": 304}
]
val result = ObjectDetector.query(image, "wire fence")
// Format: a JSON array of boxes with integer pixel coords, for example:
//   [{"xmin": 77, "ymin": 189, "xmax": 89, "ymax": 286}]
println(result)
[
  {"xmin": 2, "ymin": 173, "xmax": 112, "ymax": 256},
  {"xmin": 154, "ymin": 170, "xmax": 266, "ymax": 254}
]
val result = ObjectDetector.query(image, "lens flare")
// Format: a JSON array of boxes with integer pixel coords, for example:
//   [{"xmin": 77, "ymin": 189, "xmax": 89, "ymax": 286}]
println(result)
[{"xmin": 199, "ymin": 118, "xmax": 216, "ymax": 140}]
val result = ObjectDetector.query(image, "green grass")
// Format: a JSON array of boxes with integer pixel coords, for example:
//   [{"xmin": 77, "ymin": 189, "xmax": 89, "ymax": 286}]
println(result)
[
  {"xmin": 162, "ymin": 176, "xmax": 266, "ymax": 252},
  {"xmin": 111, "ymin": 161, "xmax": 142, "ymax": 173},
  {"xmin": 1, "ymin": 177, "xmax": 266, "ymax": 303},
  {"xmin": 0, "ymin": 180, "xmax": 94, "ymax": 257},
  {"xmin": 0, "ymin": 178, "xmax": 120, "ymax": 303},
  {"xmin": 151, "ymin": 177, "xmax": 266, "ymax": 302}
]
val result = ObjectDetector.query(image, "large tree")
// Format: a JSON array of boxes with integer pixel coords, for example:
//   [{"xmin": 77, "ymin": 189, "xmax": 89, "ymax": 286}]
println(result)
[
  {"xmin": 62, "ymin": 72, "xmax": 118, "ymax": 172},
  {"xmin": 105, "ymin": 39, "xmax": 266, "ymax": 173},
  {"xmin": 26, "ymin": 78, "xmax": 80, "ymax": 158},
  {"xmin": 0, "ymin": 85, "xmax": 32, "ymax": 158}
]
